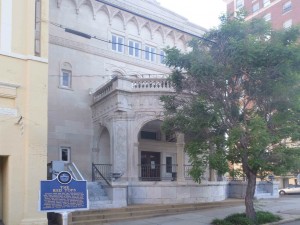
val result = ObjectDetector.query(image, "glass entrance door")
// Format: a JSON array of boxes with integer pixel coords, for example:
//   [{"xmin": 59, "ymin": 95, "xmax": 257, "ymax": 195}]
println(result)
[{"xmin": 141, "ymin": 151, "xmax": 161, "ymax": 181}]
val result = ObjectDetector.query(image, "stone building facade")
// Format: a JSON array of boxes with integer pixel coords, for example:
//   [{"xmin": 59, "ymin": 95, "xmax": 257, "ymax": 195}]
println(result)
[{"xmin": 48, "ymin": 0, "xmax": 229, "ymax": 206}]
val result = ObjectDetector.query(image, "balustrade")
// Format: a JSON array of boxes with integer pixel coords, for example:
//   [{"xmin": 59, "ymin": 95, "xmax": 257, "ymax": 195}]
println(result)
[{"xmin": 93, "ymin": 76, "xmax": 173, "ymax": 103}]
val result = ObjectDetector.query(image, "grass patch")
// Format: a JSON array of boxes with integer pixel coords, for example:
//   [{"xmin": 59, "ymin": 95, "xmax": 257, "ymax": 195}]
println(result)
[{"xmin": 211, "ymin": 211, "xmax": 281, "ymax": 225}]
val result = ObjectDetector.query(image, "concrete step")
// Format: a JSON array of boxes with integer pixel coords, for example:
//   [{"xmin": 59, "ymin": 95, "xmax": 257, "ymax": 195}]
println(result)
[
  {"xmin": 70, "ymin": 199, "xmax": 243, "ymax": 225},
  {"xmin": 88, "ymin": 182, "xmax": 109, "ymax": 200}
]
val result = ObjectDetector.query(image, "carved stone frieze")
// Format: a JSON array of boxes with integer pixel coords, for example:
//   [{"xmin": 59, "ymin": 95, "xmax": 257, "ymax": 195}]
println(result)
[{"xmin": 54, "ymin": 0, "xmax": 205, "ymax": 42}]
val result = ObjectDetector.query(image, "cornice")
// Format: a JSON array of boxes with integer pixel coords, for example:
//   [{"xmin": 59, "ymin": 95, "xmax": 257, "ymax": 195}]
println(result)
[{"xmin": 96, "ymin": 0, "xmax": 206, "ymax": 34}]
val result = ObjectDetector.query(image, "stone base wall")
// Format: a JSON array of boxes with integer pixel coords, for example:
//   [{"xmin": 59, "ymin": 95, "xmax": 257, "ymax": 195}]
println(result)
[
  {"xmin": 127, "ymin": 182, "xmax": 228, "ymax": 205},
  {"xmin": 228, "ymin": 181, "xmax": 279, "ymax": 199}
]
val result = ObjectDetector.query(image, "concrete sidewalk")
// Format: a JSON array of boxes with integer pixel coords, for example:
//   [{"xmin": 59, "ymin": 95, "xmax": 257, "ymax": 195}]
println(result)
[{"xmin": 106, "ymin": 196, "xmax": 300, "ymax": 225}]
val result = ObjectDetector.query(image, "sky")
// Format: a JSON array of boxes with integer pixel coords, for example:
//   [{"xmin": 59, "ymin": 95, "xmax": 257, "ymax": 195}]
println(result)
[{"xmin": 158, "ymin": 0, "xmax": 227, "ymax": 29}]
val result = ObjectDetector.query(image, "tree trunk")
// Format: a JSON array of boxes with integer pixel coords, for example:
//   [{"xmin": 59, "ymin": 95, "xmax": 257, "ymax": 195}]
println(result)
[{"xmin": 242, "ymin": 161, "xmax": 257, "ymax": 221}]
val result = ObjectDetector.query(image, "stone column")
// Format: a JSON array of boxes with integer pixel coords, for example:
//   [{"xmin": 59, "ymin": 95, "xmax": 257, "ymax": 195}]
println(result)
[
  {"xmin": 176, "ymin": 132, "xmax": 185, "ymax": 183},
  {"xmin": 111, "ymin": 119, "xmax": 128, "ymax": 183},
  {"xmin": 91, "ymin": 123, "xmax": 101, "ymax": 164}
]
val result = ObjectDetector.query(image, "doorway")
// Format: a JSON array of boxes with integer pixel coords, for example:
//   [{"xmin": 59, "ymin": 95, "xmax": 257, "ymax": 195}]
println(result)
[{"xmin": 140, "ymin": 151, "xmax": 161, "ymax": 181}]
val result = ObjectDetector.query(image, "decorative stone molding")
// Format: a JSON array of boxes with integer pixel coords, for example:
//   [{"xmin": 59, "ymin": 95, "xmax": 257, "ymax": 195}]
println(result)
[
  {"xmin": 0, "ymin": 82, "xmax": 20, "ymax": 99},
  {"xmin": 55, "ymin": 0, "xmax": 205, "ymax": 39}
]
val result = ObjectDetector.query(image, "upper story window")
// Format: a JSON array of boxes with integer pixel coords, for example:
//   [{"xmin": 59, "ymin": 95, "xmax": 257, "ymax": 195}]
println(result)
[
  {"xmin": 61, "ymin": 70, "xmax": 72, "ymax": 88},
  {"xmin": 60, "ymin": 147, "xmax": 71, "ymax": 162},
  {"xmin": 263, "ymin": 13, "xmax": 271, "ymax": 22},
  {"xmin": 160, "ymin": 50, "xmax": 166, "ymax": 64},
  {"xmin": 145, "ymin": 45, "xmax": 156, "ymax": 62},
  {"xmin": 263, "ymin": 0, "xmax": 270, "ymax": 7},
  {"xmin": 128, "ymin": 40, "xmax": 141, "ymax": 58},
  {"xmin": 60, "ymin": 62, "xmax": 72, "ymax": 89},
  {"xmin": 283, "ymin": 19, "xmax": 292, "ymax": 29},
  {"xmin": 283, "ymin": 1, "xmax": 292, "ymax": 14},
  {"xmin": 252, "ymin": 2, "xmax": 260, "ymax": 13},
  {"xmin": 236, "ymin": 0, "xmax": 244, "ymax": 10},
  {"xmin": 112, "ymin": 34, "xmax": 124, "ymax": 53}
]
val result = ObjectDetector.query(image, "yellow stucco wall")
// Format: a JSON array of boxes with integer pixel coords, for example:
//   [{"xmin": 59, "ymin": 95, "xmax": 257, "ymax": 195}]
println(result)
[{"xmin": 0, "ymin": 0, "xmax": 49, "ymax": 224}]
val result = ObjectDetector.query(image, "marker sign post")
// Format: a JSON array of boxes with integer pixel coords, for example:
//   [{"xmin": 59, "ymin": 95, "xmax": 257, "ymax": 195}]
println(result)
[{"xmin": 39, "ymin": 171, "xmax": 88, "ymax": 225}]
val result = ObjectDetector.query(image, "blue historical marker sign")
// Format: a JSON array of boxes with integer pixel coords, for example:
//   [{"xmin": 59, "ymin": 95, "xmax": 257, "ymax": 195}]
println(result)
[{"xmin": 40, "ymin": 171, "xmax": 88, "ymax": 211}]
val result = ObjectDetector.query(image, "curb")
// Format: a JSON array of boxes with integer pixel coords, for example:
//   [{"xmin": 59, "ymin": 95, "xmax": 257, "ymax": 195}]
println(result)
[{"xmin": 265, "ymin": 216, "xmax": 300, "ymax": 225}]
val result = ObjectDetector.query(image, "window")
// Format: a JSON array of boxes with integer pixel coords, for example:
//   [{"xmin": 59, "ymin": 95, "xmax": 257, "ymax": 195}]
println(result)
[
  {"xmin": 145, "ymin": 45, "xmax": 156, "ymax": 62},
  {"xmin": 252, "ymin": 3, "xmax": 260, "ymax": 13},
  {"xmin": 60, "ymin": 147, "xmax": 71, "ymax": 162},
  {"xmin": 60, "ymin": 69, "xmax": 72, "ymax": 88},
  {"xmin": 263, "ymin": 0, "xmax": 270, "ymax": 7},
  {"xmin": 34, "ymin": 0, "xmax": 41, "ymax": 56},
  {"xmin": 236, "ymin": 0, "xmax": 244, "ymax": 10},
  {"xmin": 283, "ymin": 19, "xmax": 292, "ymax": 29},
  {"xmin": 160, "ymin": 50, "xmax": 165, "ymax": 64},
  {"xmin": 263, "ymin": 13, "xmax": 271, "ymax": 22},
  {"xmin": 166, "ymin": 157, "xmax": 172, "ymax": 173},
  {"xmin": 112, "ymin": 34, "xmax": 124, "ymax": 53},
  {"xmin": 128, "ymin": 40, "xmax": 140, "ymax": 57},
  {"xmin": 283, "ymin": 1, "xmax": 292, "ymax": 14},
  {"xmin": 141, "ymin": 131, "xmax": 157, "ymax": 140}
]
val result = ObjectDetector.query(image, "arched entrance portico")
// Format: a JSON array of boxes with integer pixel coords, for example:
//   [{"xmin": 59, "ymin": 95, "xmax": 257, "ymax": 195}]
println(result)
[{"xmin": 137, "ymin": 120, "xmax": 178, "ymax": 181}]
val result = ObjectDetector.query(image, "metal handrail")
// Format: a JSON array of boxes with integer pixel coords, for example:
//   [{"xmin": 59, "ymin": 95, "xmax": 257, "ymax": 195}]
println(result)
[
  {"xmin": 67, "ymin": 162, "xmax": 85, "ymax": 180},
  {"xmin": 92, "ymin": 163, "xmax": 112, "ymax": 187},
  {"xmin": 64, "ymin": 162, "xmax": 85, "ymax": 180}
]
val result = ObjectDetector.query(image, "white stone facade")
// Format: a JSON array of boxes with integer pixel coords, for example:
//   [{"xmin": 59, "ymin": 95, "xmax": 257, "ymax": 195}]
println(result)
[{"xmin": 48, "ymin": 0, "xmax": 231, "ymax": 207}]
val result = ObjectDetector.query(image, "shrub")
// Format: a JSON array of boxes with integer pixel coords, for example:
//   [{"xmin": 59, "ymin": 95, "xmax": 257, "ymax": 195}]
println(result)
[
  {"xmin": 211, "ymin": 211, "xmax": 281, "ymax": 225},
  {"xmin": 211, "ymin": 218, "xmax": 233, "ymax": 225},
  {"xmin": 256, "ymin": 211, "xmax": 281, "ymax": 224},
  {"xmin": 225, "ymin": 213, "xmax": 253, "ymax": 225}
]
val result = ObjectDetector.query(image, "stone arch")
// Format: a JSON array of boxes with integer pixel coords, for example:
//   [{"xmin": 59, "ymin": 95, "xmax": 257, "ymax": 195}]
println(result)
[
  {"xmin": 153, "ymin": 26, "xmax": 165, "ymax": 44},
  {"xmin": 96, "ymin": 4, "xmax": 111, "ymax": 24},
  {"xmin": 138, "ymin": 119, "xmax": 164, "ymax": 141},
  {"xmin": 176, "ymin": 35, "xmax": 187, "ymax": 52},
  {"xmin": 126, "ymin": 16, "xmax": 140, "ymax": 35},
  {"xmin": 78, "ymin": 0, "xmax": 95, "ymax": 18},
  {"xmin": 141, "ymin": 22, "xmax": 153, "ymax": 40},
  {"xmin": 98, "ymin": 126, "xmax": 111, "ymax": 164},
  {"xmin": 166, "ymin": 30, "xmax": 176, "ymax": 47},
  {"xmin": 112, "ymin": 10, "xmax": 126, "ymax": 30},
  {"xmin": 133, "ymin": 116, "xmax": 163, "ymax": 142},
  {"xmin": 58, "ymin": 0, "xmax": 78, "ymax": 12},
  {"xmin": 111, "ymin": 67, "xmax": 126, "ymax": 77},
  {"xmin": 60, "ymin": 61, "xmax": 72, "ymax": 71}
]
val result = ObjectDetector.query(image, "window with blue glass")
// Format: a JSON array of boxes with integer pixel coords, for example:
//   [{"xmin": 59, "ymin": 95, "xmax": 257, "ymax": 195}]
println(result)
[
  {"xmin": 128, "ymin": 40, "xmax": 140, "ymax": 57},
  {"xmin": 112, "ymin": 34, "xmax": 124, "ymax": 53}
]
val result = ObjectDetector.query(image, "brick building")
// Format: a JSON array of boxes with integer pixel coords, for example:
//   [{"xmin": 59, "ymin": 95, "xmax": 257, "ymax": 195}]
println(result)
[{"xmin": 223, "ymin": 0, "xmax": 300, "ymax": 29}]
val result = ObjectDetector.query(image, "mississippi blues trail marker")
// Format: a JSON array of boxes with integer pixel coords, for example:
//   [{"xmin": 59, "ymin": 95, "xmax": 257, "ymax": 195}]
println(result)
[{"xmin": 40, "ymin": 171, "xmax": 88, "ymax": 211}]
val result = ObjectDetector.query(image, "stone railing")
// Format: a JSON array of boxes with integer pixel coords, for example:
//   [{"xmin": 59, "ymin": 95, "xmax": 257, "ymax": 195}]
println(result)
[
  {"xmin": 132, "ymin": 79, "xmax": 172, "ymax": 89},
  {"xmin": 93, "ymin": 76, "xmax": 173, "ymax": 103},
  {"xmin": 93, "ymin": 78, "xmax": 115, "ymax": 103}
]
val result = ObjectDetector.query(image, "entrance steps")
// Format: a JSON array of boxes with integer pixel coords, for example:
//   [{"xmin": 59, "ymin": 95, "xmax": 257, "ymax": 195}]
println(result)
[
  {"xmin": 88, "ymin": 182, "xmax": 113, "ymax": 209},
  {"xmin": 69, "ymin": 199, "xmax": 243, "ymax": 225}
]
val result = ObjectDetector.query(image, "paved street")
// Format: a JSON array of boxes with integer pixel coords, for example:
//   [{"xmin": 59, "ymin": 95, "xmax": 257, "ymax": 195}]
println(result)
[{"xmin": 107, "ymin": 195, "xmax": 300, "ymax": 225}]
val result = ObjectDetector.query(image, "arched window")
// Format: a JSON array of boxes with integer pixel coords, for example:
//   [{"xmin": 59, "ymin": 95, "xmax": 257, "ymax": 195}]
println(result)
[{"xmin": 60, "ymin": 62, "xmax": 72, "ymax": 89}]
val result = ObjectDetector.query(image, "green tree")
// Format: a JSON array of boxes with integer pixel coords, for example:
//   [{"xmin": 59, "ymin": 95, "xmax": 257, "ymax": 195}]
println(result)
[{"xmin": 161, "ymin": 16, "xmax": 300, "ymax": 221}]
